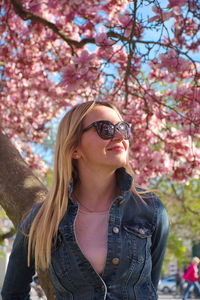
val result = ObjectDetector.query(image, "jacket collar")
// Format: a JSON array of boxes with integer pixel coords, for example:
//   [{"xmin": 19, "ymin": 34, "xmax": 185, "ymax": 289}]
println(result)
[
  {"xmin": 116, "ymin": 167, "xmax": 133, "ymax": 192},
  {"xmin": 68, "ymin": 167, "xmax": 133, "ymax": 203}
]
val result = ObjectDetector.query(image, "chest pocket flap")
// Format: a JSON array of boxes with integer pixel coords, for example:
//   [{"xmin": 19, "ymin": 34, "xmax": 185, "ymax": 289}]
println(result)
[{"xmin": 123, "ymin": 223, "xmax": 154, "ymax": 238}]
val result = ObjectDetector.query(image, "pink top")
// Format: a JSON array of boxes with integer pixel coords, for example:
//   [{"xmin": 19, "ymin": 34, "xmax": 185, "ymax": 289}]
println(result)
[
  {"xmin": 183, "ymin": 264, "xmax": 199, "ymax": 282},
  {"xmin": 74, "ymin": 207, "xmax": 109, "ymax": 274}
]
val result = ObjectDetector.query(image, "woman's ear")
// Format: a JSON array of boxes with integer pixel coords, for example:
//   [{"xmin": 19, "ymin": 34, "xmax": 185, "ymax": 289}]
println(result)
[{"xmin": 72, "ymin": 149, "xmax": 81, "ymax": 159}]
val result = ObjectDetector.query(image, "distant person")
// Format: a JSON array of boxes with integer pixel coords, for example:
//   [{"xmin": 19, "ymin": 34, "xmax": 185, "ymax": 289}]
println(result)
[
  {"xmin": 182, "ymin": 257, "xmax": 200, "ymax": 300},
  {"xmin": 175, "ymin": 270, "xmax": 182, "ymax": 296},
  {"xmin": 1, "ymin": 101, "xmax": 169, "ymax": 299}
]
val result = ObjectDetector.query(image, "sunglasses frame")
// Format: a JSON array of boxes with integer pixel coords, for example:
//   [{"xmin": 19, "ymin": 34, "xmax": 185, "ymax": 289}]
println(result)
[{"xmin": 82, "ymin": 120, "xmax": 131, "ymax": 140}]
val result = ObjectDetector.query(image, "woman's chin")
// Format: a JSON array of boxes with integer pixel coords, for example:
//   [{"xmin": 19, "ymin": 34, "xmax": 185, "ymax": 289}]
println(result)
[{"xmin": 107, "ymin": 157, "xmax": 127, "ymax": 169}]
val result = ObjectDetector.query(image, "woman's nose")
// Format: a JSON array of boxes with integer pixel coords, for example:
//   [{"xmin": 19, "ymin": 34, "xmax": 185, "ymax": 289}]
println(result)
[{"xmin": 112, "ymin": 128, "xmax": 124, "ymax": 140}]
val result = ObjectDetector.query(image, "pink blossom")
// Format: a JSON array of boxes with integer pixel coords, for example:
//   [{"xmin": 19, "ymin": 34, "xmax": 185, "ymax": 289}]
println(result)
[
  {"xmin": 172, "ymin": 6, "xmax": 182, "ymax": 16},
  {"xmin": 167, "ymin": 0, "xmax": 187, "ymax": 8},
  {"xmin": 157, "ymin": 50, "xmax": 194, "ymax": 75},
  {"xmin": 95, "ymin": 33, "xmax": 113, "ymax": 46},
  {"xmin": 148, "ymin": 5, "xmax": 173, "ymax": 23},
  {"xmin": 118, "ymin": 14, "xmax": 132, "ymax": 27},
  {"xmin": 73, "ymin": 50, "xmax": 95, "ymax": 65},
  {"xmin": 60, "ymin": 65, "xmax": 81, "ymax": 91},
  {"xmin": 95, "ymin": 32, "xmax": 108, "ymax": 45}
]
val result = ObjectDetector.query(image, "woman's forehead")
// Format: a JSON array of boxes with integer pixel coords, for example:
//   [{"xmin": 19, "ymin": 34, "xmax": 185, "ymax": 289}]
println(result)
[{"xmin": 83, "ymin": 105, "xmax": 123, "ymax": 126}]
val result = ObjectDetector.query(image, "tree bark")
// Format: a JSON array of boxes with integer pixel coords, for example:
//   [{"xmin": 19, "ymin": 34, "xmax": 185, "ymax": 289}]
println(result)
[{"xmin": 0, "ymin": 130, "xmax": 56, "ymax": 299}]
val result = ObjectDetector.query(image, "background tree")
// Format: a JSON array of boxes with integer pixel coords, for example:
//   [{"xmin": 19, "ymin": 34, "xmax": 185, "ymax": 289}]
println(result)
[
  {"xmin": 155, "ymin": 177, "xmax": 200, "ymax": 273},
  {"xmin": 0, "ymin": 0, "xmax": 200, "ymax": 298}
]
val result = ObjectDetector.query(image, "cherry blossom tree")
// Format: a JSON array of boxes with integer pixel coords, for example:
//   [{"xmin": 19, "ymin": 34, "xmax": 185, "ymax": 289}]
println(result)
[
  {"xmin": 0, "ymin": 0, "xmax": 200, "ymax": 297},
  {"xmin": 1, "ymin": 0, "xmax": 199, "ymax": 182}
]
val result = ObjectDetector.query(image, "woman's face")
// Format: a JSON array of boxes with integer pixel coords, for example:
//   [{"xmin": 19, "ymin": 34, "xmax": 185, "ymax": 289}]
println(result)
[{"xmin": 73, "ymin": 105, "xmax": 129, "ymax": 172}]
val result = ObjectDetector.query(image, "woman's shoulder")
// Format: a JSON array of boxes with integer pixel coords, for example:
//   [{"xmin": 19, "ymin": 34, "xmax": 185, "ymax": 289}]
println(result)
[
  {"xmin": 135, "ymin": 187, "xmax": 165, "ymax": 208},
  {"xmin": 134, "ymin": 188, "xmax": 168, "ymax": 227}
]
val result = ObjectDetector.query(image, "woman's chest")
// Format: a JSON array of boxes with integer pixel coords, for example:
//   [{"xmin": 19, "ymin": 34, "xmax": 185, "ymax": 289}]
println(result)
[{"xmin": 74, "ymin": 209, "xmax": 109, "ymax": 274}]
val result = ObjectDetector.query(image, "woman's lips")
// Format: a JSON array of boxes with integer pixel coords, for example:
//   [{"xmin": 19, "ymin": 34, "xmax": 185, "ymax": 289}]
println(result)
[{"xmin": 107, "ymin": 146, "xmax": 125, "ymax": 152}]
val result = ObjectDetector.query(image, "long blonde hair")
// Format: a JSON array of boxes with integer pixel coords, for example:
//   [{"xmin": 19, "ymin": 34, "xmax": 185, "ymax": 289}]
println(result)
[{"xmin": 28, "ymin": 101, "xmax": 142, "ymax": 270}]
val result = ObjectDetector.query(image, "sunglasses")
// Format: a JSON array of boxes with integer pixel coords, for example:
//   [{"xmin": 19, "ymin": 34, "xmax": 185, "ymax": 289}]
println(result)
[{"xmin": 82, "ymin": 120, "xmax": 131, "ymax": 140}]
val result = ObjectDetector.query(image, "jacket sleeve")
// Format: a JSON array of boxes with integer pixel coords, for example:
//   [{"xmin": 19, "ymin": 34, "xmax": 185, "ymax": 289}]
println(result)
[
  {"xmin": 183, "ymin": 264, "xmax": 195, "ymax": 281},
  {"xmin": 1, "ymin": 204, "xmax": 42, "ymax": 300},
  {"xmin": 1, "ymin": 223, "xmax": 35, "ymax": 300},
  {"xmin": 151, "ymin": 199, "xmax": 169, "ymax": 289}
]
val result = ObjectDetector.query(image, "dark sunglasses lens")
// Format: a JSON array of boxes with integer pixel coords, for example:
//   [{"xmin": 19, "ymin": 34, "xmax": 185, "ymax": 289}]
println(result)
[
  {"xmin": 118, "ymin": 122, "xmax": 130, "ymax": 139},
  {"xmin": 101, "ymin": 124, "xmax": 115, "ymax": 139},
  {"xmin": 97, "ymin": 122, "xmax": 115, "ymax": 139}
]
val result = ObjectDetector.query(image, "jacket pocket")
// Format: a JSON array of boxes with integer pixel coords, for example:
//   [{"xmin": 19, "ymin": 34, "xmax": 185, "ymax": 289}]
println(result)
[{"xmin": 123, "ymin": 224, "xmax": 153, "ymax": 263}]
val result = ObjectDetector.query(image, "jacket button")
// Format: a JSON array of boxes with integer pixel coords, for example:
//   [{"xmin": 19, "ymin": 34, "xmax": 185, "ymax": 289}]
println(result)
[
  {"xmin": 139, "ymin": 228, "xmax": 145, "ymax": 234},
  {"xmin": 112, "ymin": 257, "xmax": 120, "ymax": 265},
  {"xmin": 112, "ymin": 226, "xmax": 119, "ymax": 234}
]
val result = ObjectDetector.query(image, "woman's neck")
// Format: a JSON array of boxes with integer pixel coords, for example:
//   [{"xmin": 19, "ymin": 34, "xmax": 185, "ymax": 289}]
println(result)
[{"xmin": 74, "ymin": 168, "xmax": 119, "ymax": 211}]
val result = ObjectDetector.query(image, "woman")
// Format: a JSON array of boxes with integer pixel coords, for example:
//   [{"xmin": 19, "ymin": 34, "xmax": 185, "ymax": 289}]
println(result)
[
  {"xmin": 2, "ymin": 101, "xmax": 169, "ymax": 300},
  {"xmin": 182, "ymin": 257, "xmax": 200, "ymax": 300}
]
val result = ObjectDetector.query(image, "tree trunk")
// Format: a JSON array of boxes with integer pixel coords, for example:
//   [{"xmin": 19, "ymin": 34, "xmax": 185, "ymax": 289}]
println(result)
[{"xmin": 0, "ymin": 130, "xmax": 56, "ymax": 299}]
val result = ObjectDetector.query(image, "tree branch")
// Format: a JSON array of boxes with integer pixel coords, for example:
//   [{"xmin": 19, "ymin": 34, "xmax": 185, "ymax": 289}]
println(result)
[
  {"xmin": 10, "ymin": 0, "xmax": 130, "ymax": 49},
  {"xmin": 10, "ymin": 0, "xmax": 94, "ymax": 49},
  {"xmin": 0, "ymin": 130, "xmax": 55, "ymax": 299},
  {"xmin": 0, "ymin": 228, "xmax": 15, "ymax": 243},
  {"xmin": 123, "ymin": 1, "xmax": 138, "ymax": 109},
  {"xmin": 171, "ymin": 183, "xmax": 200, "ymax": 215}
]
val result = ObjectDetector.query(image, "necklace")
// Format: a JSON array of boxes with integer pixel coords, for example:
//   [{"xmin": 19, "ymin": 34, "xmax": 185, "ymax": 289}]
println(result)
[{"xmin": 73, "ymin": 192, "xmax": 111, "ymax": 213}]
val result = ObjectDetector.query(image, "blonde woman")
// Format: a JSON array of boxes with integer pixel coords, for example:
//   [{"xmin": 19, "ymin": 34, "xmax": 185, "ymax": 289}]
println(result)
[
  {"xmin": 2, "ymin": 101, "xmax": 169, "ymax": 300},
  {"xmin": 182, "ymin": 257, "xmax": 200, "ymax": 300}
]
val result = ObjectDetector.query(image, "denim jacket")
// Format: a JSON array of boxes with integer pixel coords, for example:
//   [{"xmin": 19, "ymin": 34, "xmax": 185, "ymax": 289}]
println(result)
[{"xmin": 1, "ymin": 168, "xmax": 169, "ymax": 300}]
